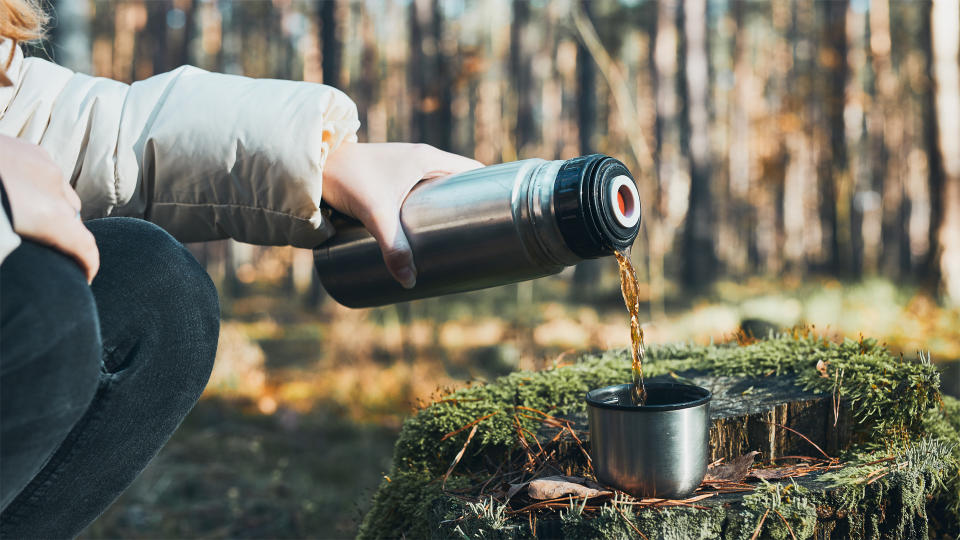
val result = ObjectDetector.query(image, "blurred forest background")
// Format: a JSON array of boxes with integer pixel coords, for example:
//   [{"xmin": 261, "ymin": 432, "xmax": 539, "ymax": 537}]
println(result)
[{"xmin": 26, "ymin": 0, "xmax": 960, "ymax": 537}]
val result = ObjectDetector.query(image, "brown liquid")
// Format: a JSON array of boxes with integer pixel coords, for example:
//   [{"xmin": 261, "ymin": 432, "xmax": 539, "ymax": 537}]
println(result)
[{"xmin": 614, "ymin": 248, "xmax": 647, "ymax": 405}]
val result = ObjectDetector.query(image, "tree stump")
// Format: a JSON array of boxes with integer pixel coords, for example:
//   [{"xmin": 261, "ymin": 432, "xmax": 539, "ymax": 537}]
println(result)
[
  {"xmin": 555, "ymin": 372, "xmax": 854, "ymax": 464},
  {"xmin": 358, "ymin": 337, "xmax": 959, "ymax": 540}
]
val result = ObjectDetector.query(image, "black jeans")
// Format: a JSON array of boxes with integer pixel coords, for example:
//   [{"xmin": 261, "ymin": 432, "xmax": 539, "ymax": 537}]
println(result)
[{"xmin": 0, "ymin": 217, "xmax": 220, "ymax": 537}]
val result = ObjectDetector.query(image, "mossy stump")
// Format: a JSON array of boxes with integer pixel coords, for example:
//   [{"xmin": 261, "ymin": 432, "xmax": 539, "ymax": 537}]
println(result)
[
  {"xmin": 555, "ymin": 371, "xmax": 854, "ymax": 463},
  {"xmin": 359, "ymin": 335, "xmax": 960, "ymax": 539}
]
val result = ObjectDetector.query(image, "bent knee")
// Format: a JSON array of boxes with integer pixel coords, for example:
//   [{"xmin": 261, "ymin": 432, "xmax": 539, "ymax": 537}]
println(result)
[
  {"xmin": 86, "ymin": 218, "xmax": 219, "ymax": 385},
  {"xmin": 87, "ymin": 218, "xmax": 219, "ymax": 321}
]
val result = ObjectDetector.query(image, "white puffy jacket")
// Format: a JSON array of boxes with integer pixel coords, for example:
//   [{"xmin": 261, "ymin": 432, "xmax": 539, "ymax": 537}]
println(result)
[{"xmin": 0, "ymin": 39, "xmax": 360, "ymax": 264}]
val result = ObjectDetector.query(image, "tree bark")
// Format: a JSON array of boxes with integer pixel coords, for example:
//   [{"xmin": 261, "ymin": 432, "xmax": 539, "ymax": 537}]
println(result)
[
  {"xmin": 511, "ymin": 0, "xmax": 535, "ymax": 155},
  {"xmin": 177, "ymin": 1, "xmax": 195, "ymax": 69},
  {"xmin": 724, "ymin": 0, "xmax": 750, "ymax": 276},
  {"xmin": 357, "ymin": 9, "xmax": 379, "ymax": 139},
  {"xmin": 870, "ymin": 0, "xmax": 907, "ymax": 279},
  {"xmin": 410, "ymin": 0, "xmax": 452, "ymax": 149},
  {"xmin": 145, "ymin": 1, "xmax": 170, "ymax": 74},
  {"xmin": 816, "ymin": 0, "xmax": 849, "ymax": 276},
  {"xmin": 921, "ymin": 1, "xmax": 944, "ymax": 293},
  {"xmin": 571, "ymin": 0, "xmax": 604, "ymax": 301},
  {"xmin": 930, "ymin": 0, "xmax": 960, "ymax": 305},
  {"xmin": 681, "ymin": 0, "xmax": 716, "ymax": 289},
  {"xmin": 575, "ymin": 0, "xmax": 595, "ymax": 156},
  {"xmin": 647, "ymin": 0, "xmax": 682, "ymax": 315},
  {"xmin": 319, "ymin": 0, "xmax": 341, "ymax": 88}
]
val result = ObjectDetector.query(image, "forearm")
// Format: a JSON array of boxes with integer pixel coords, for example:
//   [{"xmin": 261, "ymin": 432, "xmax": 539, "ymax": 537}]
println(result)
[{"xmin": 2, "ymin": 44, "xmax": 360, "ymax": 248}]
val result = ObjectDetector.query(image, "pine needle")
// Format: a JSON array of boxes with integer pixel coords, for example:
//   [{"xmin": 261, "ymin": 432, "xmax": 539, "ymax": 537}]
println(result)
[
  {"xmin": 774, "ymin": 509, "xmax": 797, "ymax": 540},
  {"xmin": 441, "ymin": 411, "xmax": 499, "ymax": 442},
  {"xmin": 750, "ymin": 509, "xmax": 770, "ymax": 540},
  {"xmin": 443, "ymin": 424, "xmax": 478, "ymax": 489}
]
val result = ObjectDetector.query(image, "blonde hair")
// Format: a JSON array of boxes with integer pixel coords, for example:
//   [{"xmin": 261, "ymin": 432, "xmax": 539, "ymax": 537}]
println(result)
[
  {"xmin": 1, "ymin": 0, "xmax": 46, "ymax": 42},
  {"xmin": 1, "ymin": 0, "xmax": 47, "ymax": 85}
]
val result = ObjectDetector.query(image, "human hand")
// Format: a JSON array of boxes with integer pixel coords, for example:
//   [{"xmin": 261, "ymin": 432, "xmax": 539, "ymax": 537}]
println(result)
[
  {"xmin": 0, "ymin": 135, "xmax": 99, "ymax": 282},
  {"xmin": 322, "ymin": 142, "xmax": 483, "ymax": 288}
]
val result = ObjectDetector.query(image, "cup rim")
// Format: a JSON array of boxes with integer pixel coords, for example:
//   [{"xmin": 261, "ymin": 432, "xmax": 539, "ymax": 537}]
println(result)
[{"xmin": 585, "ymin": 382, "xmax": 712, "ymax": 412}]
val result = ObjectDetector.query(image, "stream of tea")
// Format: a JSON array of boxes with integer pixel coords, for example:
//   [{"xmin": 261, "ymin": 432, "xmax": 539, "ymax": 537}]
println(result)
[{"xmin": 614, "ymin": 248, "xmax": 647, "ymax": 406}]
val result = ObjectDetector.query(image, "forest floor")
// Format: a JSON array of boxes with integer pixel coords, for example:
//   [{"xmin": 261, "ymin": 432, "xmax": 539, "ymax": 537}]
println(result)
[{"xmin": 81, "ymin": 275, "xmax": 960, "ymax": 539}]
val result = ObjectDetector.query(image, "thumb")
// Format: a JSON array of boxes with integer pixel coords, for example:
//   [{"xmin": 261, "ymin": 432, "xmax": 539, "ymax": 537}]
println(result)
[{"xmin": 365, "ymin": 206, "xmax": 417, "ymax": 289}]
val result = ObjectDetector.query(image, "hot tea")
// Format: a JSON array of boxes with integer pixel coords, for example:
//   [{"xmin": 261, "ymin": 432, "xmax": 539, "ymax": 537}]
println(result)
[{"xmin": 614, "ymin": 248, "xmax": 647, "ymax": 406}]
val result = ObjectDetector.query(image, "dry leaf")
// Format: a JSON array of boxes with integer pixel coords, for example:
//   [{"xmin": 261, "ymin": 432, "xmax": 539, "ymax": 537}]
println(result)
[
  {"xmin": 526, "ymin": 476, "xmax": 612, "ymax": 500},
  {"xmin": 816, "ymin": 359, "xmax": 830, "ymax": 378},
  {"xmin": 704, "ymin": 451, "xmax": 760, "ymax": 483},
  {"xmin": 748, "ymin": 464, "xmax": 809, "ymax": 480}
]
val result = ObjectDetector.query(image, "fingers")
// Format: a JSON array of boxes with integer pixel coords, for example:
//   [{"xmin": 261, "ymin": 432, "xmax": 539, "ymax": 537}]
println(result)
[
  {"xmin": 43, "ymin": 216, "xmax": 100, "ymax": 284},
  {"xmin": 63, "ymin": 183, "xmax": 82, "ymax": 212},
  {"xmin": 319, "ymin": 142, "xmax": 485, "ymax": 290},
  {"xmin": 363, "ymin": 205, "xmax": 417, "ymax": 289}
]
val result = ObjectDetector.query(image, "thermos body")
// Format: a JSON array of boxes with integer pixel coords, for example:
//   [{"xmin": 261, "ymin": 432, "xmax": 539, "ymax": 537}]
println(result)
[{"xmin": 314, "ymin": 154, "xmax": 641, "ymax": 308}]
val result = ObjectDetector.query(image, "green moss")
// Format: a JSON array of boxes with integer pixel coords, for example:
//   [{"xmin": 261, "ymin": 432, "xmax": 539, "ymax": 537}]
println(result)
[
  {"xmin": 360, "ymin": 335, "xmax": 954, "ymax": 539},
  {"xmin": 819, "ymin": 439, "xmax": 954, "ymax": 539},
  {"xmin": 632, "ymin": 506, "xmax": 726, "ymax": 539},
  {"xmin": 796, "ymin": 341, "xmax": 940, "ymax": 445},
  {"xmin": 727, "ymin": 482, "xmax": 818, "ymax": 540},
  {"xmin": 923, "ymin": 394, "xmax": 960, "ymax": 529}
]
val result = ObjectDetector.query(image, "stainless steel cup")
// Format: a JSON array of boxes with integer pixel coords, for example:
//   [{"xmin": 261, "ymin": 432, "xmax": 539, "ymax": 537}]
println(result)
[{"xmin": 586, "ymin": 382, "xmax": 711, "ymax": 499}]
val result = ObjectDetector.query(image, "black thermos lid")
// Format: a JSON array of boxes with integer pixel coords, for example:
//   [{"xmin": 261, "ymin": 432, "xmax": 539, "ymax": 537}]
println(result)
[{"xmin": 553, "ymin": 154, "xmax": 641, "ymax": 258}]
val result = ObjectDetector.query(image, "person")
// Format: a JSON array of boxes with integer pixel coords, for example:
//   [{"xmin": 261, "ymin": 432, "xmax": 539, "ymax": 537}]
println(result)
[{"xmin": 0, "ymin": 1, "xmax": 483, "ymax": 536}]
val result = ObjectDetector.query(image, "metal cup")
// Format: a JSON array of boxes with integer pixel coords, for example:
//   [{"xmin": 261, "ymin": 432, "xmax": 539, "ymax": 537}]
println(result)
[{"xmin": 586, "ymin": 382, "xmax": 711, "ymax": 499}]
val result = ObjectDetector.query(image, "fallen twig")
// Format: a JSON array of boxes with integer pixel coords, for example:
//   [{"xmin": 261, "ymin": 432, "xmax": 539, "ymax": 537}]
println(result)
[
  {"xmin": 441, "ymin": 411, "xmax": 499, "ymax": 442},
  {"xmin": 611, "ymin": 498, "xmax": 649, "ymax": 540},
  {"xmin": 861, "ymin": 456, "xmax": 895, "ymax": 467},
  {"xmin": 774, "ymin": 509, "xmax": 797, "ymax": 540},
  {"xmin": 563, "ymin": 423, "xmax": 593, "ymax": 466},
  {"xmin": 760, "ymin": 420, "xmax": 832, "ymax": 459},
  {"xmin": 443, "ymin": 424, "xmax": 479, "ymax": 489},
  {"xmin": 750, "ymin": 509, "xmax": 770, "ymax": 540},
  {"xmin": 513, "ymin": 416, "xmax": 537, "ymax": 470},
  {"xmin": 832, "ymin": 368, "xmax": 844, "ymax": 427},
  {"xmin": 478, "ymin": 460, "xmax": 506, "ymax": 495},
  {"xmin": 865, "ymin": 471, "xmax": 890, "ymax": 485}
]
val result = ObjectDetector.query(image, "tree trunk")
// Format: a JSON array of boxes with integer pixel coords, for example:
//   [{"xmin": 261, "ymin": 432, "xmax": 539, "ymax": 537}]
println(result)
[
  {"xmin": 357, "ymin": 9, "xmax": 379, "ymax": 139},
  {"xmin": 681, "ymin": 0, "xmax": 715, "ymax": 290},
  {"xmin": 648, "ymin": 0, "xmax": 682, "ymax": 315},
  {"xmin": 177, "ymin": 1, "xmax": 195, "ymax": 69},
  {"xmin": 921, "ymin": 1, "xmax": 944, "ymax": 294},
  {"xmin": 816, "ymin": 0, "xmax": 849, "ymax": 276},
  {"xmin": 723, "ymin": 0, "xmax": 750, "ymax": 277},
  {"xmin": 410, "ymin": 0, "xmax": 452, "ymax": 149},
  {"xmin": 870, "ymin": 0, "xmax": 907, "ymax": 279},
  {"xmin": 571, "ymin": 0, "xmax": 605, "ymax": 301},
  {"xmin": 145, "ymin": 0, "xmax": 171, "ymax": 74},
  {"xmin": 930, "ymin": 0, "xmax": 960, "ymax": 305},
  {"xmin": 511, "ymin": 0, "xmax": 535, "ymax": 155},
  {"xmin": 575, "ymin": 0, "xmax": 595, "ymax": 156},
  {"xmin": 320, "ymin": 0, "xmax": 341, "ymax": 88}
]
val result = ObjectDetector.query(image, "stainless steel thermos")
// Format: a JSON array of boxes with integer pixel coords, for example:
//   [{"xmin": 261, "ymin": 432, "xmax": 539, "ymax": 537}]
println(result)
[{"xmin": 313, "ymin": 154, "xmax": 641, "ymax": 308}]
